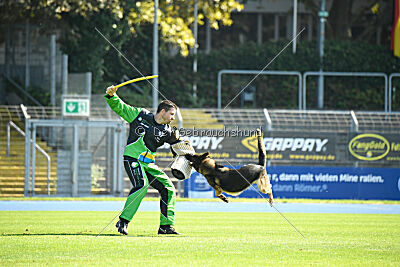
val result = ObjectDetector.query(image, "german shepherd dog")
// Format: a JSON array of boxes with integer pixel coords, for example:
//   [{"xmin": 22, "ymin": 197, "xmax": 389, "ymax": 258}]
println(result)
[{"xmin": 185, "ymin": 129, "xmax": 273, "ymax": 205}]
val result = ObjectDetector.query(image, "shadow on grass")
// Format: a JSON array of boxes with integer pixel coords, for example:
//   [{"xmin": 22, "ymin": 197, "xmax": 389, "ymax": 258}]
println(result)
[
  {"xmin": 1, "ymin": 233, "xmax": 120, "ymax": 237},
  {"xmin": 1, "ymin": 233, "xmax": 185, "ymax": 237}
]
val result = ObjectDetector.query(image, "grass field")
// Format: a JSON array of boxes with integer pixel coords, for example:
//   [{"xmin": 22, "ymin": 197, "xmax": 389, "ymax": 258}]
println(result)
[
  {"xmin": 1, "ymin": 211, "xmax": 399, "ymax": 266},
  {"xmin": 2, "ymin": 197, "xmax": 400, "ymax": 204}
]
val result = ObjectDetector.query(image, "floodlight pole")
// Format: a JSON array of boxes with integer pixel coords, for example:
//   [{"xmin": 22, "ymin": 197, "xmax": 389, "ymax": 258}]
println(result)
[
  {"xmin": 153, "ymin": 0, "xmax": 159, "ymax": 110},
  {"xmin": 193, "ymin": 0, "xmax": 198, "ymax": 99},
  {"xmin": 317, "ymin": 0, "xmax": 326, "ymax": 109},
  {"xmin": 50, "ymin": 34, "xmax": 56, "ymax": 107},
  {"xmin": 292, "ymin": 0, "xmax": 297, "ymax": 54},
  {"xmin": 25, "ymin": 20, "xmax": 30, "ymax": 88}
]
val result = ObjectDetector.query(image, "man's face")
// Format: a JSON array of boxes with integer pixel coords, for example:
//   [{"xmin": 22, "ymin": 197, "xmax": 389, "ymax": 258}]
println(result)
[{"xmin": 161, "ymin": 108, "xmax": 176, "ymax": 124}]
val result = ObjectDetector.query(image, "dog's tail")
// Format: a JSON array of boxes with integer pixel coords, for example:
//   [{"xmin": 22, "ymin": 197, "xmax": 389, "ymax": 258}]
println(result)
[{"xmin": 257, "ymin": 128, "xmax": 266, "ymax": 168}]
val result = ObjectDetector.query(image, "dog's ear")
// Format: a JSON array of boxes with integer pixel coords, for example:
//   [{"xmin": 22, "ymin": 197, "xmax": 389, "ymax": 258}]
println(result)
[
  {"xmin": 200, "ymin": 152, "xmax": 210, "ymax": 159},
  {"xmin": 184, "ymin": 154, "xmax": 195, "ymax": 162}
]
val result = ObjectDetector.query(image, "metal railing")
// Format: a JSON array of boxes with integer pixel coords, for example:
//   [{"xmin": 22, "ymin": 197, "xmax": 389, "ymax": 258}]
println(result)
[
  {"xmin": 263, "ymin": 108, "xmax": 272, "ymax": 131},
  {"xmin": 0, "ymin": 105, "xmax": 25, "ymax": 122},
  {"xmin": 354, "ymin": 111, "xmax": 400, "ymax": 134},
  {"xmin": 4, "ymin": 105, "xmax": 399, "ymax": 134},
  {"xmin": 350, "ymin": 110, "xmax": 359, "ymax": 132},
  {"xmin": 6, "ymin": 120, "xmax": 51, "ymax": 196},
  {"xmin": 216, "ymin": 70, "xmax": 400, "ymax": 113},
  {"xmin": 2, "ymin": 74, "xmax": 43, "ymax": 106},
  {"xmin": 267, "ymin": 109, "xmax": 353, "ymax": 132}
]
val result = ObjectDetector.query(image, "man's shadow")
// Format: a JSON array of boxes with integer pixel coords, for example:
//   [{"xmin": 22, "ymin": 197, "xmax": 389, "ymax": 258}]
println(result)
[
  {"xmin": 2, "ymin": 233, "xmax": 118, "ymax": 237},
  {"xmin": 1, "ymin": 233, "xmax": 182, "ymax": 237}
]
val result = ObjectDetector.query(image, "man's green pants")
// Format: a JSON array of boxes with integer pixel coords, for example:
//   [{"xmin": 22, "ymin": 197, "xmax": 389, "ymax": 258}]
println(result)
[{"xmin": 120, "ymin": 156, "xmax": 176, "ymax": 225}]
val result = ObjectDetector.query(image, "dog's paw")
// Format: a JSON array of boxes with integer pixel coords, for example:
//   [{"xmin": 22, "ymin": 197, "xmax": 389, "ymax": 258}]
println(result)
[
  {"xmin": 218, "ymin": 194, "xmax": 229, "ymax": 203},
  {"xmin": 268, "ymin": 192, "xmax": 274, "ymax": 207}
]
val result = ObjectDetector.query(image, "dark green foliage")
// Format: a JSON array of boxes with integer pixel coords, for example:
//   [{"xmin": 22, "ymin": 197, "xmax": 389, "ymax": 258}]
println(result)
[
  {"xmin": 59, "ymin": 10, "xmax": 132, "ymax": 93},
  {"xmin": 61, "ymin": 23, "xmax": 400, "ymax": 110},
  {"xmin": 190, "ymin": 40, "xmax": 400, "ymax": 111}
]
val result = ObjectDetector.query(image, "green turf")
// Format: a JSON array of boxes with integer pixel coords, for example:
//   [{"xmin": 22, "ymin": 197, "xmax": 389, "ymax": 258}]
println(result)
[
  {"xmin": 0, "ymin": 211, "xmax": 399, "ymax": 266},
  {"xmin": 1, "ymin": 197, "xmax": 400, "ymax": 205}
]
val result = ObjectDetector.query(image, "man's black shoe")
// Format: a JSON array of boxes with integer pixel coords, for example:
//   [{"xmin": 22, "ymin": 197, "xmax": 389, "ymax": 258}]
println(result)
[
  {"xmin": 158, "ymin": 225, "xmax": 180, "ymax": 235},
  {"xmin": 116, "ymin": 219, "xmax": 129, "ymax": 235}
]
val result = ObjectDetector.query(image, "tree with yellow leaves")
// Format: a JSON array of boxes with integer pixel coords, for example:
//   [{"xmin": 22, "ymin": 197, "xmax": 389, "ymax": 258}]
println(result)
[
  {"xmin": 1, "ymin": 0, "xmax": 242, "ymax": 56},
  {"xmin": 128, "ymin": 0, "xmax": 243, "ymax": 56}
]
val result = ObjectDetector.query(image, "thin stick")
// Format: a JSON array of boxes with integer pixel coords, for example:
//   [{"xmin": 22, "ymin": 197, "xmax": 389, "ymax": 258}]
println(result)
[{"xmin": 115, "ymin": 75, "xmax": 158, "ymax": 89}]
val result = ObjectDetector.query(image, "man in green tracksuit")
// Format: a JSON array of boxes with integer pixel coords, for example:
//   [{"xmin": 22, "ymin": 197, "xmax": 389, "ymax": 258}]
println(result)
[{"xmin": 105, "ymin": 85, "xmax": 181, "ymax": 235}]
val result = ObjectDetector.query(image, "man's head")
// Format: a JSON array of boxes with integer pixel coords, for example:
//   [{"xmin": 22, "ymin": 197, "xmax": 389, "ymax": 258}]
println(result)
[{"xmin": 155, "ymin": 100, "xmax": 177, "ymax": 124}]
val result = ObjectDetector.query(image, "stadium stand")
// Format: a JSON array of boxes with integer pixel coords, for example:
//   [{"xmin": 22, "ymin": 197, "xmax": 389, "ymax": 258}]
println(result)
[
  {"xmin": 0, "ymin": 104, "xmax": 399, "ymax": 197},
  {"xmin": 171, "ymin": 109, "xmax": 224, "ymax": 129},
  {"xmin": 208, "ymin": 108, "xmax": 266, "ymax": 128},
  {"xmin": 0, "ymin": 106, "xmax": 58, "ymax": 197}
]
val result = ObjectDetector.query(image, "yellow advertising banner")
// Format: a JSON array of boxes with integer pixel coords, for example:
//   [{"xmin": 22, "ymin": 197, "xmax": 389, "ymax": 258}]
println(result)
[{"xmin": 348, "ymin": 133, "xmax": 400, "ymax": 161}]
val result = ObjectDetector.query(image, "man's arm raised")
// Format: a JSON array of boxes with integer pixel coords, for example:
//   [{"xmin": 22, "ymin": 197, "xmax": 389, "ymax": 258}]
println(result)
[
  {"xmin": 106, "ymin": 85, "xmax": 118, "ymax": 96},
  {"xmin": 104, "ymin": 85, "xmax": 141, "ymax": 123}
]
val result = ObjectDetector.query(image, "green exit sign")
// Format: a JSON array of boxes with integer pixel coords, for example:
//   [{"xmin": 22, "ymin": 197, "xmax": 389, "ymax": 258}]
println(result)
[
  {"xmin": 63, "ymin": 98, "xmax": 90, "ymax": 116},
  {"xmin": 318, "ymin": 11, "xmax": 329, "ymax": 18}
]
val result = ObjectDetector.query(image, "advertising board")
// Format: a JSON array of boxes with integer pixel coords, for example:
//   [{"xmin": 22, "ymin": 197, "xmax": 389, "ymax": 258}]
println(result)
[{"xmin": 185, "ymin": 166, "xmax": 400, "ymax": 200}]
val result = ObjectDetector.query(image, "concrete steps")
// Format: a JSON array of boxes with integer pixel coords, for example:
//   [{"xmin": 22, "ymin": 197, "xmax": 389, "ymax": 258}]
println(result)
[
  {"xmin": 0, "ymin": 142, "xmax": 54, "ymax": 151},
  {"xmin": 170, "ymin": 109, "xmax": 224, "ymax": 129},
  {"xmin": 0, "ymin": 187, "xmax": 56, "ymax": 195},
  {"xmin": 0, "ymin": 110, "xmax": 58, "ymax": 197},
  {"xmin": 0, "ymin": 169, "xmax": 57, "ymax": 177},
  {"xmin": 0, "ymin": 181, "xmax": 56, "ymax": 188}
]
